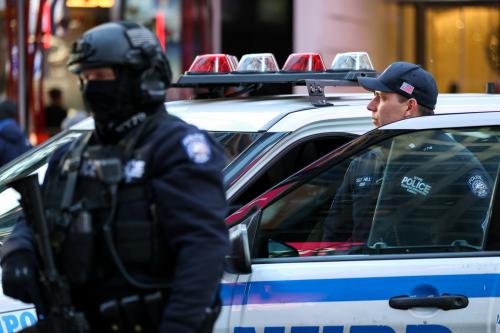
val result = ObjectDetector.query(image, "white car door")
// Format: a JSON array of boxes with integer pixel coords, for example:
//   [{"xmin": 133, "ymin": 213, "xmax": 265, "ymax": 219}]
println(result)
[
  {"xmin": 222, "ymin": 124, "xmax": 500, "ymax": 333},
  {"xmin": 0, "ymin": 288, "xmax": 36, "ymax": 332}
]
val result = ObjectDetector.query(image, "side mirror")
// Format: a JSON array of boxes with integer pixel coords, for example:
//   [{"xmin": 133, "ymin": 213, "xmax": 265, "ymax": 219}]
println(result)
[{"xmin": 225, "ymin": 224, "xmax": 252, "ymax": 274}]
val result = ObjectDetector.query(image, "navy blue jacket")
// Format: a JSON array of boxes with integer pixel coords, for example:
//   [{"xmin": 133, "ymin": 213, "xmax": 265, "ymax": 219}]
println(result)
[
  {"xmin": 2, "ymin": 110, "xmax": 229, "ymax": 333},
  {"xmin": 0, "ymin": 118, "xmax": 31, "ymax": 167},
  {"xmin": 323, "ymin": 131, "xmax": 492, "ymax": 246}
]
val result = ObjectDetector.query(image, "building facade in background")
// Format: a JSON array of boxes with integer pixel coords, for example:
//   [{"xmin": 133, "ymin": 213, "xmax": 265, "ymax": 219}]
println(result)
[
  {"xmin": 0, "ymin": 0, "xmax": 214, "ymax": 142},
  {"xmin": 294, "ymin": 0, "xmax": 499, "ymax": 94}
]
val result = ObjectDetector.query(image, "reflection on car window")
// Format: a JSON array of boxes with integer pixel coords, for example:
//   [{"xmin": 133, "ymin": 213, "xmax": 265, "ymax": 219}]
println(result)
[
  {"xmin": 208, "ymin": 132, "xmax": 287, "ymax": 187},
  {"xmin": 0, "ymin": 187, "xmax": 21, "ymax": 242},
  {"xmin": 256, "ymin": 126, "xmax": 500, "ymax": 258},
  {"xmin": 0, "ymin": 131, "xmax": 84, "ymax": 242},
  {"xmin": 209, "ymin": 132, "xmax": 264, "ymax": 162}
]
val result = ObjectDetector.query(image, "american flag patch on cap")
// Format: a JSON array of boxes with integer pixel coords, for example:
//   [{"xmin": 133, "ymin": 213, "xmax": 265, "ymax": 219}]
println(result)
[{"xmin": 400, "ymin": 82, "xmax": 414, "ymax": 94}]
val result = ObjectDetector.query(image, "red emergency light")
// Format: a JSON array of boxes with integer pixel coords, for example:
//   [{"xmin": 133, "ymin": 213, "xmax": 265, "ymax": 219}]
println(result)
[
  {"xmin": 187, "ymin": 54, "xmax": 237, "ymax": 74},
  {"xmin": 282, "ymin": 53, "xmax": 326, "ymax": 72}
]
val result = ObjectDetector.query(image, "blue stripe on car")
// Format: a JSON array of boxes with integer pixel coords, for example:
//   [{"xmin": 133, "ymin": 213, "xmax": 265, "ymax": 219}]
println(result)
[{"xmin": 220, "ymin": 274, "xmax": 499, "ymax": 306}]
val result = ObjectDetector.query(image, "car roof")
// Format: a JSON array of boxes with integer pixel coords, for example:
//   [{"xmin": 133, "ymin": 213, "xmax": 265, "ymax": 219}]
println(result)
[
  {"xmin": 382, "ymin": 110, "xmax": 500, "ymax": 130},
  {"xmin": 69, "ymin": 93, "xmax": 500, "ymax": 132},
  {"xmin": 435, "ymin": 94, "xmax": 500, "ymax": 112},
  {"xmin": 166, "ymin": 94, "xmax": 372, "ymax": 132},
  {"xmin": 69, "ymin": 94, "xmax": 372, "ymax": 132}
]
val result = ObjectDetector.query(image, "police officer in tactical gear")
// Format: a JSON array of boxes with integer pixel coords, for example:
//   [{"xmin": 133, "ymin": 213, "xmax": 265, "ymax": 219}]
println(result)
[
  {"xmin": 323, "ymin": 62, "xmax": 491, "ymax": 243},
  {"xmin": 0, "ymin": 21, "xmax": 229, "ymax": 333}
]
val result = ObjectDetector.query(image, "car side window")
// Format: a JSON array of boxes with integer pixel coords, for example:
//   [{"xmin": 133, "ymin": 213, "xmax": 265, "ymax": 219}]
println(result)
[
  {"xmin": 254, "ymin": 126, "xmax": 500, "ymax": 258},
  {"xmin": 230, "ymin": 135, "xmax": 356, "ymax": 213}
]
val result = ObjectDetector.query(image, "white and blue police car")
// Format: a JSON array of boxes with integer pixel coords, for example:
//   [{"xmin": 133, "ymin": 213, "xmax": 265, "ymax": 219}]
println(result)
[
  {"xmin": 220, "ymin": 110, "xmax": 500, "ymax": 333},
  {"xmin": 0, "ymin": 52, "xmax": 499, "ymax": 332}
]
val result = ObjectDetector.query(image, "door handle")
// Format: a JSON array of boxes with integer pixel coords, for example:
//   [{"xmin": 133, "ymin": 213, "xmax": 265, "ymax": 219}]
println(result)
[{"xmin": 389, "ymin": 294, "xmax": 468, "ymax": 310}]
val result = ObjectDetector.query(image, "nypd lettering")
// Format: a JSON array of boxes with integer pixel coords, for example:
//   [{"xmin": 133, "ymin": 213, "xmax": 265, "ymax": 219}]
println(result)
[
  {"xmin": 400, "ymin": 176, "xmax": 432, "ymax": 196},
  {"xmin": 182, "ymin": 133, "xmax": 212, "ymax": 164},
  {"xmin": 124, "ymin": 159, "xmax": 146, "ymax": 183},
  {"xmin": 0, "ymin": 310, "xmax": 37, "ymax": 333},
  {"xmin": 235, "ymin": 324, "xmax": 452, "ymax": 333},
  {"xmin": 467, "ymin": 173, "xmax": 489, "ymax": 198}
]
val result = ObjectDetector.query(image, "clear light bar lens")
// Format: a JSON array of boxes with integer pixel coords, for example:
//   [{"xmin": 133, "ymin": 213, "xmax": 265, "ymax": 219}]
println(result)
[
  {"xmin": 236, "ymin": 53, "xmax": 279, "ymax": 73},
  {"xmin": 330, "ymin": 52, "xmax": 374, "ymax": 71}
]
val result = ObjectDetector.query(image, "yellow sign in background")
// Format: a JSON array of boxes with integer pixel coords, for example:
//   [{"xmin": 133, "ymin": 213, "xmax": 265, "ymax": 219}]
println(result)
[{"xmin": 66, "ymin": 0, "xmax": 114, "ymax": 8}]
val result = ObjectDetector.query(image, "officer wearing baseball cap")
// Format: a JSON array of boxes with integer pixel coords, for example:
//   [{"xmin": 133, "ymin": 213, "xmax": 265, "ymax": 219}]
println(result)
[
  {"xmin": 323, "ymin": 62, "xmax": 490, "ymax": 246},
  {"xmin": 358, "ymin": 61, "xmax": 438, "ymax": 128},
  {"xmin": 323, "ymin": 61, "xmax": 440, "ymax": 242}
]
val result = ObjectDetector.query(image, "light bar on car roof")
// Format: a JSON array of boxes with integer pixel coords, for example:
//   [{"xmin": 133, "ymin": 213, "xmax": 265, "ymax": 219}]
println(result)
[
  {"xmin": 187, "ymin": 54, "xmax": 238, "ymax": 74},
  {"xmin": 282, "ymin": 53, "xmax": 326, "ymax": 72},
  {"xmin": 177, "ymin": 51, "xmax": 377, "ymax": 86},
  {"xmin": 236, "ymin": 53, "xmax": 279, "ymax": 73},
  {"xmin": 330, "ymin": 51, "xmax": 374, "ymax": 71}
]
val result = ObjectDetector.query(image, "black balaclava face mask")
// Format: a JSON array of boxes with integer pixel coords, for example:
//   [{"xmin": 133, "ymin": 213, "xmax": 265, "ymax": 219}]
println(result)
[{"xmin": 82, "ymin": 68, "xmax": 146, "ymax": 143}]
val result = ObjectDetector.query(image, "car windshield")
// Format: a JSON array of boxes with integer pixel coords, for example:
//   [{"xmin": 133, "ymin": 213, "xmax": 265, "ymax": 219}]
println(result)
[
  {"xmin": 0, "ymin": 131, "xmax": 285, "ymax": 190},
  {"xmin": 0, "ymin": 130, "xmax": 85, "ymax": 189},
  {"xmin": 0, "ymin": 130, "xmax": 286, "ymax": 243}
]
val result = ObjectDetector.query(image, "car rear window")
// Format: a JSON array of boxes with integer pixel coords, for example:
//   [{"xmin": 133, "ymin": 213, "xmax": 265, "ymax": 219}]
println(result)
[{"xmin": 209, "ymin": 132, "xmax": 287, "ymax": 187}]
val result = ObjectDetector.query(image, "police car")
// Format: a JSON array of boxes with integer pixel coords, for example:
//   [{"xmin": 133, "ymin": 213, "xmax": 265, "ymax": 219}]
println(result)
[
  {"xmin": 0, "ymin": 51, "xmax": 498, "ymax": 332},
  {"xmin": 220, "ymin": 110, "xmax": 500, "ymax": 333}
]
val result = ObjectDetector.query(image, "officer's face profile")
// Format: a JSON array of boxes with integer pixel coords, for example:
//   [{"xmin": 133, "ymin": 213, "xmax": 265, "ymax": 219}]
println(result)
[
  {"xmin": 367, "ymin": 91, "xmax": 416, "ymax": 128},
  {"xmin": 80, "ymin": 67, "xmax": 116, "ymax": 82}
]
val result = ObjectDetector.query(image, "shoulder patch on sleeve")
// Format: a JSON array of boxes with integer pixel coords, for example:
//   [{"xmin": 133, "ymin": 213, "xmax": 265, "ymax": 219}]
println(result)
[
  {"xmin": 181, "ymin": 133, "xmax": 212, "ymax": 164},
  {"xmin": 466, "ymin": 173, "xmax": 489, "ymax": 198}
]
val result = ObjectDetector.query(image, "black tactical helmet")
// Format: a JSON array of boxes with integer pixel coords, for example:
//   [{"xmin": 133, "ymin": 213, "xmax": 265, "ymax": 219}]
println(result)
[{"xmin": 67, "ymin": 21, "xmax": 172, "ymax": 104}]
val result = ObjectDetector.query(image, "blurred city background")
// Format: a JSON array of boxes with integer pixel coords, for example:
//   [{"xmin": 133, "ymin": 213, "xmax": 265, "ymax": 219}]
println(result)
[{"xmin": 0, "ymin": 0, "xmax": 498, "ymax": 143}]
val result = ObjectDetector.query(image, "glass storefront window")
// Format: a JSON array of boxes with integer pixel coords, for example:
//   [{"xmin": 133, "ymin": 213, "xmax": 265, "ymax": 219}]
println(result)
[{"xmin": 425, "ymin": 5, "xmax": 499, "ymax": 93}]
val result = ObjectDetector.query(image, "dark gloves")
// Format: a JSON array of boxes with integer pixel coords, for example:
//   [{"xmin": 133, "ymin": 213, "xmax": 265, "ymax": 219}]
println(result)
[{"xmin": 1, "ymin": 251, "xmax": 40, "ymax": 304}]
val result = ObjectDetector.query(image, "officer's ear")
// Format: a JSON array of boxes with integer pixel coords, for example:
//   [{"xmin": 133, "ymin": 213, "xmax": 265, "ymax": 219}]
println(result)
[{"xmin": 404, "ymin": 98, "xmax": 419, "ymax": 119}]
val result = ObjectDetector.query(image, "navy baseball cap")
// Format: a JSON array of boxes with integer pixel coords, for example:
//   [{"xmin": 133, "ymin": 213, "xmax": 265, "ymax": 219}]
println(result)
[{"xmin": 358, "ymin": 61, "xmax": 438, "ymax": 110}]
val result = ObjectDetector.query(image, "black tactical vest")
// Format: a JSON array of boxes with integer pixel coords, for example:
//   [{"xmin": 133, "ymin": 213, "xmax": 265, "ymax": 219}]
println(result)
[{"xmin": 43, "ymin": 113, "xmax": 170, "ymax": 287}]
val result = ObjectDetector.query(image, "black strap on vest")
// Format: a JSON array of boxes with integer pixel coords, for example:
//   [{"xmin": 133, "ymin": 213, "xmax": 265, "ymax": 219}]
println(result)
[
  {"xmin": 102, "ymin": 110, "xmax": 172, "ymax": 290},
  {"xmin": 60, "ymin": 132, "xmax": 92, "ymax": 216}
]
